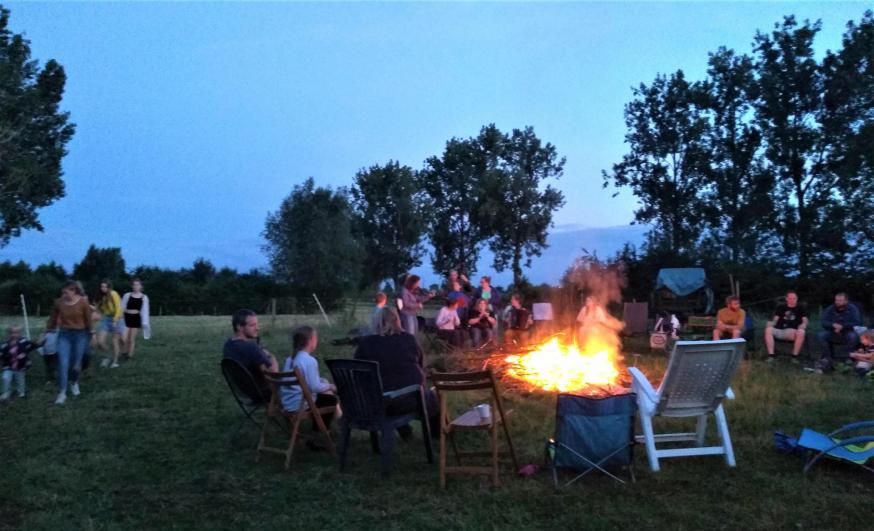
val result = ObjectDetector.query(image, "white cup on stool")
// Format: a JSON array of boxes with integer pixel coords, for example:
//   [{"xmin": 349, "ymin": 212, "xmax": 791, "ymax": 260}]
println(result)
[{"xmin": 475, "ymin": 403, "xmax": 491, "ymax": 422}]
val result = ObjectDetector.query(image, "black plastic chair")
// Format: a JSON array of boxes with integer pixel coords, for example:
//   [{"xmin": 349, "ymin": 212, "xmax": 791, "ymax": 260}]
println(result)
[
  {"xmin": 221, "ymin": 357, "xmax": 269, "ymax": 438},
  {"xmin": 326, "ymin": 359, "xmax": 433, "ymax": 477}
]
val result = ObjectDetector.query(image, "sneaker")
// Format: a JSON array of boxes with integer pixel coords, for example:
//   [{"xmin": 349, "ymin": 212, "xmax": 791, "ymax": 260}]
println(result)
[
  {"xmin": 0, "ymin": 392, "xmax": 9, "ymax": 401},
  {"xmin": 110, "ymin": 362, "xmax": 120, "ymax": 368},
  {"xmin": 790, "ymin": 356, "xmax": 801, "ymax": 364},
  {"xmin": 55, "ymin": 392, "xmax": 67, "ymax": 405},
  {"xmin": 766, "ymin": 355, "xmax": 776, "ymax": 363},
  {"xmin": 17, "ymin": 392, "xmax": 25, "ymax": 398},
  {"xmin": 70, "ymin": 383, "xmax": 80, "ymax": 396},
  {"xmin": 100, "ymin": 358, "xmax": 110, "ymax": 368}
]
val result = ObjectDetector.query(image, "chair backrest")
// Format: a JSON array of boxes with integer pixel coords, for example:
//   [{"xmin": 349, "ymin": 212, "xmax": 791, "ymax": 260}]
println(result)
[
  {"xmin": 656, "ymin": 339, "xmax": 745, "ymax": 417},
  {"xmin": 262, "ymin": 368, "xmax": 314, "ymax": 414},
  {"xmin": 326, "ymin": 359, "xmax": 387, "ymax": 426},
  {"xmin": 221, "ymin": 357, "xmax": 267, "ymax": 406},
  {"xmin": 554, "ymin": 392, "xmax": 637, "ymax": 469},
  {"xmin": 430, "ymin": 369, "xmax": 496, "ymax": 392}
]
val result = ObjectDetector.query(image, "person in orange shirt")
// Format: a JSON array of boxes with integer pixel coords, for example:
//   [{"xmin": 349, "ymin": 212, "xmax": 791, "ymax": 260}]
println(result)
[{"xmin": 713, "ymin": 296, "xmax": 745, "ymax": 340}]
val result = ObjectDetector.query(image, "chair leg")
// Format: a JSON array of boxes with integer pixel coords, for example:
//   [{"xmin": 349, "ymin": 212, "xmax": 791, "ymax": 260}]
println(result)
[
  {"xmin": 421, "ymin": 419, "xmax": 434, "ymax": 464},
  {"xmin": 500, "ymin": 414, "xmax": 519, "ymax": 471},
  {"xmin": 439, "ymin": 427, "xmax": 447, "ymax": 489},
  {"xmin": 714, "ymin": 405, "xmax": 736, "ymax": 467},
  {"xmin": 339, "ymin": 422, "xmax": 352, "ymax": 471},
  {"xmin": 285, "ymin": 415, "xmax": 302, "ymax": 470},
  {"xmin": 381, "ymin": 427, "xmax": 396, "ymax": 478},
  {"xmin": 255, "ymin": 413, "xmax": 271, "ymax": 463},
  {"xmin": 640, "ymin": 414, "xmax": 660, "ymax": 472},
  {"xmin": 449, "ymin": 431, "xmax": 461, "ymax": 465},
  {"xmin": 491, "ymin": 423, "xmax": 500, "ymax": 487},
  {"xmin": 696, "ymin": 415, "xmax": 708, "ymax": 447}
]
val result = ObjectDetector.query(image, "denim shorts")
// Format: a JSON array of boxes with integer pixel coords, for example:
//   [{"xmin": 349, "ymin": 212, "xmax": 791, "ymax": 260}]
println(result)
[{"xmin": 98, "ymin": 315, "xmax": 121, "ymax": 334}]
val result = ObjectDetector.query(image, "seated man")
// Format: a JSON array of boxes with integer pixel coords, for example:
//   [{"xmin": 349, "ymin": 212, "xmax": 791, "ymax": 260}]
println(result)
[
  {"xmin": 713, "ymin": 296, "xmax": 745, "ymax": 340},
  {"xmin": 816, "ymin": 292, "xmax": 862, "ymax": 372},
  {"xmin": 765, "ymin": 291, "xmax": 808, "ymax": 361},
  {"xmin": 222, "ymin": 309, "xmax": 279, "ymax": 399},
  {"xmin": 468, "ymin": 298, "xmax": 497, "ymax": 348},
  {"xmin": 354, "ymin": 308, "xmax": 438, "ymax": 437},
  {"xmin": 502, "ymin": 293, "xmax": 532, "ymax": 349}
]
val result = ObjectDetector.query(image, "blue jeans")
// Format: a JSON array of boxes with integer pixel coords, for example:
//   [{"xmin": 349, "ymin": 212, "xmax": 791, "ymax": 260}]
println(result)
[
  {"xmin": 817, "ymin": 329, "xmax": 859, "ymax": 368},
  {"xmin": 1, "ymin": 369, "xmax": 25, "ymax": 396},
  {"xmin": 470, "ymin": 327, "xmax": 494, "ymax": 348},
  {"xmin": 400, "ymin": 313, "xmax": 418, "ymax": 335},
  {"xmin": 57, "ymin": 329, "xmax": 89, "ymax": 393}
]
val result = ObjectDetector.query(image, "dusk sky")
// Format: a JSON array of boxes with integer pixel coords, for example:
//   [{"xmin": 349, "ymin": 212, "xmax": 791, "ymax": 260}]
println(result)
[{"xmin": 1, "ymin": 1, "xmax": 868, "ymax": 285}]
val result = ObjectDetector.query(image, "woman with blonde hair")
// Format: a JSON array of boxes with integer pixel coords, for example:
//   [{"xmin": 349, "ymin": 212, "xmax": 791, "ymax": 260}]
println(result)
[{"xmin": 121, "ymin": 279, "xmax": 151, "ymax": 358}]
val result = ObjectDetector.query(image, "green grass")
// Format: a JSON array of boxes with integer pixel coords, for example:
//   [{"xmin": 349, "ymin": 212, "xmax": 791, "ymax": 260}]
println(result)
[{"xmin": 1, "ymin": 313, "xmax": 872, "ymax": 530}]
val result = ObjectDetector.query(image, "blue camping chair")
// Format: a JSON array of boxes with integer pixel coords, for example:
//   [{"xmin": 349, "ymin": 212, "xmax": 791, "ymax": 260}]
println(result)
[
  {"xmin": 326, "ymin": 359, "xmax": 433, "ymax": 477},
  {"xmin": 547, "ymin": 392, "xmax": 637, "ymax": 486},
  {"xmin": 795, "ymin": 422, "xmax": 874, "ymax": 475}
]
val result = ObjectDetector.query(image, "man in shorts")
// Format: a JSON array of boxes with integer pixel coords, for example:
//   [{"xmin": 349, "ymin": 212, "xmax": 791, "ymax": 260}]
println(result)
[
  {"xmin": 764, "ymin": 291, "xmax": 808, "ymax": 361},
  {"xmin": 713, "ymin": 296, "xmax": 745, "ymax": 340}
]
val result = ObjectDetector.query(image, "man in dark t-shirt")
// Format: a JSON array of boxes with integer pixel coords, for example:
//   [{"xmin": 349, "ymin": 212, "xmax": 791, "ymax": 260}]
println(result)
[
  {"xmin": 222, "ymin": 309, "xmax": 278, "ymax": 399},
  {"xmin": 764, "ymin": 291, "xmax": 809, "ymax": 360}
]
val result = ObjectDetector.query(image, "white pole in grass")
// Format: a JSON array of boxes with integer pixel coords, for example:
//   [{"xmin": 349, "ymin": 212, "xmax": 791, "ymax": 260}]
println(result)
[
  {"xmin": 20, "ymin": 293, "xmax": 31, "ymax": 339},
  {"xmin": 312, "ymin": 293, "xmax": 331, "ymax": 326}
]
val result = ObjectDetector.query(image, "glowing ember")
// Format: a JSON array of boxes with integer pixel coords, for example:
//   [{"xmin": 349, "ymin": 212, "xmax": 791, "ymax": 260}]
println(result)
[{"xmin": 504, "ymin": 337, "xmax": 621, "ymax": 394}]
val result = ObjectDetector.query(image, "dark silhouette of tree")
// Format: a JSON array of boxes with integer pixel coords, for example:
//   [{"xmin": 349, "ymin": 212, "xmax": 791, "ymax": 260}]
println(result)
[{"xmin": 0, "ymin": 6, "xmax": 75, "ymax": 245}]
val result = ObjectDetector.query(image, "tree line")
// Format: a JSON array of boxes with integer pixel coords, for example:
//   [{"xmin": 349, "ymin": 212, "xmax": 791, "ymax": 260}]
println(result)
[
  {"xmin": 604, "ymin": 12, "xmax": 874, "ymax": 280},
  {"xmin": 262, "ymin": 124, "xmax": 566, "ymax": 308}
]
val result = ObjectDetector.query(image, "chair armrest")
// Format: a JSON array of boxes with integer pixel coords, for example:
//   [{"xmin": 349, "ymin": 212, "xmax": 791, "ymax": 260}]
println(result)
[
  {"xmin": 628, "ymin": 367, "xmax": 658, "ymax": 404},
  {"xmin": 383, "ymin": 384, "xmax": 421, "ymax": 399},
  {"xmin": 828, "ymin": 421, "xmax": 874, "ymax": 438}
]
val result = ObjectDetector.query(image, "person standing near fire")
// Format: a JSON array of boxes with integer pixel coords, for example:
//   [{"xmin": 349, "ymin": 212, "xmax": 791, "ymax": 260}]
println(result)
[{"xmin": 576, "ymin": 295, "xmax": 622, "ymax": 346}]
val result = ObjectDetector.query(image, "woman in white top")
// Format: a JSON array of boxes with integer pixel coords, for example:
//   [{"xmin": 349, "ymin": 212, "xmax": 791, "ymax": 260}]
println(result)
[{"xmin": 280, "ymin": 326, "xmax": 338, "ymax": 433}]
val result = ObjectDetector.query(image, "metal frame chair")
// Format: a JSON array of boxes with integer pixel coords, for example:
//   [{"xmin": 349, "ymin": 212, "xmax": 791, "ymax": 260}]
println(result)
[
  {"xmin": 221, "ymin": 357, "xmax": 269, "ymax": 438},
  {"xmin": 798, "ymin": 422, "xmax": 874, "ymax": 475}
]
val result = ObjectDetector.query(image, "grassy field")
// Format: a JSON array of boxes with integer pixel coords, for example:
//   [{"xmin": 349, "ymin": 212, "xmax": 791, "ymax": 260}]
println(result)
[{"xmin": 0, "ymin": 312, "xmax": 872, "ymax": 530}]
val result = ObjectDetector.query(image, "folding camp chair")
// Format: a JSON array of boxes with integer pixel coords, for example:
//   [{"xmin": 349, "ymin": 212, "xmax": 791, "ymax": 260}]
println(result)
[
  {"xmin": 629, "ymin": 339, "xmax": 745, "ymax": 472},
  {"xmin": 221, "ymin": 357, "xmax": 269, "ymax": 438},
  {"xmin": 430, "ymin": 369, "xmax": 518, "ymax": 488},
  {"xmin": 326, "ymin": 359, "xmax": 433, "ymax": 477},
  {"xmin": 796, "ymin": 422, "xmax": 874, "ymax": 475},
  {"xmin": 547, "ymin": 392, "xmax": 637, "ymax": 487},
  {"xmin": 256, "ymin": 368, "xmax": 337, "ymax": 470}
]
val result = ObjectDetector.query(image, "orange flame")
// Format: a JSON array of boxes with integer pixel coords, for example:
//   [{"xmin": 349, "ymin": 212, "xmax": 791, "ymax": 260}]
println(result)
[{"xmin": 504, "ymin": 325, "xmax": 622, "ymax": 393}]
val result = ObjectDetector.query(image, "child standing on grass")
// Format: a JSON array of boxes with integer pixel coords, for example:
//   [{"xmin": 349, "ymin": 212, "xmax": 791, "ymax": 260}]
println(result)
[
  {"xmin": 850, "ymin": 330, "xmax": 874, "ymax": 377},
  {"xmin": 1, "ymin": 325, "xmax": 42, "ymax": 400},
  {"xmin": 281, "ymin": 326, "xmax": 339, "ymax": 434}
]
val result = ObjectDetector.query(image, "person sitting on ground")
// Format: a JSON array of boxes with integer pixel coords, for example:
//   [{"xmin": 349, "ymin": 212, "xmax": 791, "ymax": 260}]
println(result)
[
  {"xmin": 849, "ymin": 330, "xmax": 874, "ymax": 378},
  {"xmin": 0, "ymin": 325, "xmax": 42, "ymax": 401},
  {"xmin": 369, "ymin": 292, "xmax": 387, "ymax": 335},
  {"xmin": 281, "ymin": 326, "xmax": 338, "ymax": 433},
  {"xmin": 502, "ymin": 293, "xmax": 532, "ymax": 350},
  {"xmin": 435, "ymin": 297, "xmax": 464, "ymax": 348},
  {"xmin": 713, "ymin": 296, "xmax": 745, "ymax": 340},
  {"xmin": 354, "ymin": 308, "xmax": 439, "ymax": 438},
  {"xmin": 474, "ymin": 276, "xmax": 501, "ymax": 313},
  {"xmin": 222, "ymin": 309, "xmax": 279, "ymax": 400},
  {"xmin": 468, "ymin": 298, "xmax": 497, "ymax": 348},
  {"xmin": 764, "ymin": 291, "xmax": 809, "ymax": 361},
  {"xmin": 816, "ymin": 292, "xmax": 862, "ymax": 373}
]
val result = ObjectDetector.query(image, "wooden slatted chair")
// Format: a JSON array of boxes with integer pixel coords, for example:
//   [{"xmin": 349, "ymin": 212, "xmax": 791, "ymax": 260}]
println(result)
[
  {"xmin": 430, "ymin": 369, "xmax": 518, "ymax": 488},
  {"xmin": 257, "ymin": 368, "xmax": 337, "ymax": 470}
]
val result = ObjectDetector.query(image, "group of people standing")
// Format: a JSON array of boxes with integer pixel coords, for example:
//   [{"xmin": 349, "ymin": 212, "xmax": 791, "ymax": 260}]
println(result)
[{"xmin": 0, "ymin": 279, "xmax": 151, "ymax": 405}]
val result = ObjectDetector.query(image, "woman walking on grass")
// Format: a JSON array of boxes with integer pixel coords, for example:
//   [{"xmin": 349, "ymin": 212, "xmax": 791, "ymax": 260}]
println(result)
[
  {"xmin": 47, "ymin": 280, "xmax": 93, "ymax": 405},
  {"xmin": 121, "ymin": 279, "xmax": 151, "ymax": 358},
  {"xmin": 95, "ymin": 280, "xmax": 123, "ymax": 368}
]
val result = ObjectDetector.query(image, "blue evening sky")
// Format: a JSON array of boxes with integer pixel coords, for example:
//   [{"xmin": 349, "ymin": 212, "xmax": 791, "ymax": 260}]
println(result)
[{"xmin": 1, "ymin": 1, "xmax": 868, "ymax": 284}]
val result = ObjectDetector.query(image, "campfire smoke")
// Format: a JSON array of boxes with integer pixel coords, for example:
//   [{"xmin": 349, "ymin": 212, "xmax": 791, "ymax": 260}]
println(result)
[{"xmin": 503, "ymin": 258, "xmax": 627, "ymax": 394}]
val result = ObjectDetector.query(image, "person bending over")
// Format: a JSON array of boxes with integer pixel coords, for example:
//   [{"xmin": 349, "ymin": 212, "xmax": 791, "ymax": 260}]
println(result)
[
  {"xmin": 850, "ymin": 330, "xmax": 874, "ymax": 378},
  {"xmin": 713, "ymin": 296, "xmax": 745, "ymax": 340}
]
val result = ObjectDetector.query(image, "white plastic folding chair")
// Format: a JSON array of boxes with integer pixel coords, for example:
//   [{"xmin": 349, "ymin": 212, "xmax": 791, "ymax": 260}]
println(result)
[{"xmin": 629, "ymin": 339, "xmax": 745, "ymax": 472}]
